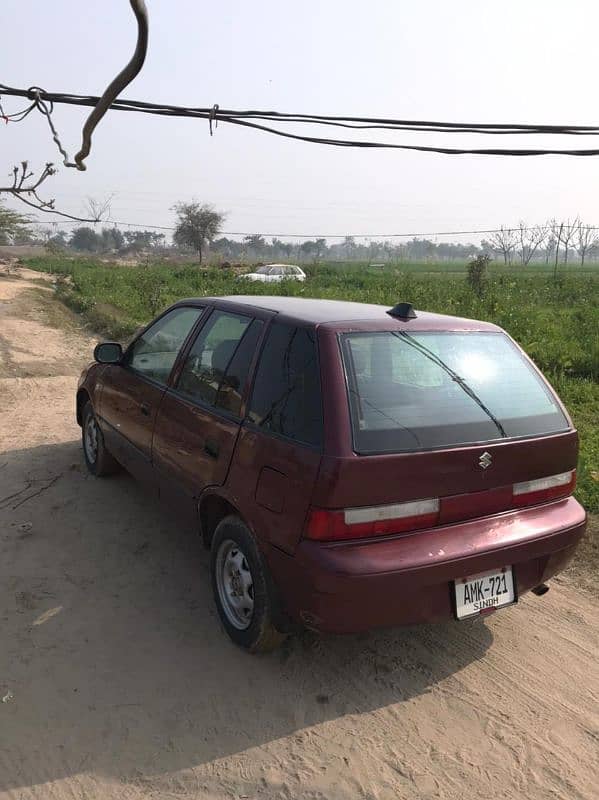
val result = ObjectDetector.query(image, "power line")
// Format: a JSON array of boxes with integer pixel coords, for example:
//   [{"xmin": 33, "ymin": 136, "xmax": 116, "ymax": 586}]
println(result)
[
  {"xmin": 5, "ymin": 84, "xmax": 599, "ymax": 157},
  {"xmin": 35, "ymin": 219, "xmax": 599, "ymax": 239},
  {"xmin": 0, "ymin": 0, "xmax": 148, "ymax": 220},
  {"xmin": 4, "ymin": 84, "xmax": 599, "ymax": 134}
]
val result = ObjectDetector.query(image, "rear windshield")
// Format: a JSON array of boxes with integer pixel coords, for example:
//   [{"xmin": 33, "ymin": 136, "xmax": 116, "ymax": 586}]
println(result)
[{"xmin": 340, "ymin": 331, "xmax": 569, "ymax": 454}]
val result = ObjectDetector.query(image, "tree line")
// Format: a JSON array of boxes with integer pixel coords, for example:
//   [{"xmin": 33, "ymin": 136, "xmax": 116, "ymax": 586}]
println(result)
[
  {"xmin": 2, "ymin": 198, "xmax": 599, "ymax": 265},
  {"xmin": 482, "ymin": 219, "xmax": 599, "ymax": 267},
  {"xmin": 45, "ymin": 226, "xmax": 167, "ymax": 254}
]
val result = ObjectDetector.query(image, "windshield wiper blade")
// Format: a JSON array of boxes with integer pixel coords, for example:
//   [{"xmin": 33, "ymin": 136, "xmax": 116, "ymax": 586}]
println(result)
[{"xmin": 391, "ymin": 331, "xmax": 508, "ymax": 439}]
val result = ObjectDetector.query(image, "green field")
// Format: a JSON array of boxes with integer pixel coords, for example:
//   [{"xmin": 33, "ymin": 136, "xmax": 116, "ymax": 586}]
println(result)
[{"xmin": 24, "ymin": 256, "xmax": 599, "ymax": 512}]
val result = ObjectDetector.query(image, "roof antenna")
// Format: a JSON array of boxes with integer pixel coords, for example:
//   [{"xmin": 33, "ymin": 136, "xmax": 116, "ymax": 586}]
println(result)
[{"xmin": 387, "ymin": 302, "xmax": 417, "ymax": 320}]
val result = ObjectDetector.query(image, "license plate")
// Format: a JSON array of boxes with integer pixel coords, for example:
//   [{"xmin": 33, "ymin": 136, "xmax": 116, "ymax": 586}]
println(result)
[{"xmin": 454, "ymin": 566, "xmax": 515, "ymax": 620}]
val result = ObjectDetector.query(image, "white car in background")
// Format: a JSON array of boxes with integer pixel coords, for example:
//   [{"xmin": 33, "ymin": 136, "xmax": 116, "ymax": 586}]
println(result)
[{"xmin": 239, "ymin": 264, "xmax": 306, "ymax": 283}]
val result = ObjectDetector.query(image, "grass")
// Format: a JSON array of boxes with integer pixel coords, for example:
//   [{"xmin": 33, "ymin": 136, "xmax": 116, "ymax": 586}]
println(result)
[{"xmin": 24, "ymin": 255, "xmax": 599, "ymax": 513}]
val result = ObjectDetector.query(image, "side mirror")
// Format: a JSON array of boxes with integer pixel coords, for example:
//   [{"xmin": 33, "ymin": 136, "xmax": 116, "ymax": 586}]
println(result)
[{"xmin": 94, "ymin": 342, "xmax": 123, "ymax": 364}]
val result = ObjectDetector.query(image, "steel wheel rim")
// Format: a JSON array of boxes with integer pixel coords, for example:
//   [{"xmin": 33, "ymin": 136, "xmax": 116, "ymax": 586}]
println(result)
[
  {"xmin": 84, "ymin": 415, "xmax": 99, "ymax": 464},
  {"xmin": 215, "ymin": 538, "xmax": 254, "ymax": 630}
]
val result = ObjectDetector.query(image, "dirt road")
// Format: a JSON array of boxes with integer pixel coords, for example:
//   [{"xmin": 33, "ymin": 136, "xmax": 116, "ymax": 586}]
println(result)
[{"xmin": 1, "ymin": 268, "xmax": 598, "ymax": 800}]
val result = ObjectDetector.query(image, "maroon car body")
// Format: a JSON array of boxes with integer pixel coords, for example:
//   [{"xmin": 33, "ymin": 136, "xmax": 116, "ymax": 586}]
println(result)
[{"xmin": 77, "ymin": 296, "xmax": 586, "ymax": 645}]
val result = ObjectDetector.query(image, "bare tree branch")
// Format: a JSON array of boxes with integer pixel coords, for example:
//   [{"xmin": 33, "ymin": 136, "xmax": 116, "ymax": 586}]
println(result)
[
  {"xmin": 516, "ymin": 221, "xmax": 547, "ymax": 265},
  {"xmin": 575, "ymin": 220, "xmax": 599, "ymax": 266},
  {"xmin": 0, "ymin": 161, "xmax": 110, "ymax": 223},
  {"xmin": 487, "ymin": 226, "xmax": 517, "ymax": 265},
  {"xmin": 552, "ymin": 217, "xmax": 580, "ymax": 264},
  {"xmin": 85, "ymin": 195, "xmax": 114, "ymax": 223}
]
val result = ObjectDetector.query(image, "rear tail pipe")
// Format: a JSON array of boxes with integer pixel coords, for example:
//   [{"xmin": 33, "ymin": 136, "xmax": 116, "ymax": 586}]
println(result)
[{"xmin": 531, "ymin": 583, "xmax": 550, "ymax": 597}]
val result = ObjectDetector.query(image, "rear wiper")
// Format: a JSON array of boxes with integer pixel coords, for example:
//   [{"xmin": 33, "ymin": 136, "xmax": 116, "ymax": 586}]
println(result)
[{"xmin": 391, "ymin": 331, "xmax": 508, "ymax": 439}]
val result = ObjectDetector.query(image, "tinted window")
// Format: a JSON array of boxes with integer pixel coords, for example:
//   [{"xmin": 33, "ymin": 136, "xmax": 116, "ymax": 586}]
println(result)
[
  {"xmin": 176, "ymin": 310, "xmax": 257, "ymax": 415},
  {"xmin": 215, "ymin": 320, "xmax": 263, "ymax": 416},
  {"xmin": 125, "ymin": 306, "xmax": 203, "ymax": 384},
  {"xmin": 342, "ymin": 331, "xmax": 569, "ymax": 453},
  {"xmin": 249, "ymin": 323, "xmax": 323, "ymax": 447}
]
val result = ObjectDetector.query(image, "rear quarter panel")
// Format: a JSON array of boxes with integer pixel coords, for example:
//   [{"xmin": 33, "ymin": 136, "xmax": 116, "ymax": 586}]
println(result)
[{"xmin": 225, "ymin": 425, "xmax": 322, "ymax": 554}]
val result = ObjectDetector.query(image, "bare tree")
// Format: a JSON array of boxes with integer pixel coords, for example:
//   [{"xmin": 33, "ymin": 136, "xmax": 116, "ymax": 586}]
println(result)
[
  {"xmin": 575, "ymin": 222, "xmax": 599, "ymax": 266},
  {"xmin": 552, "ymin": 217, "xmax": 580, "ymax": 264},
  {"xmin": 516, "ymin": 221, "xmax": 547, "ymax": 266},
  {"xmin": 487, "ymin": 226, "xmax": 517, "ymax": 265},
  {"xmin": 85, "ymin": 196, "xmax": 113, "ymax": 223}
]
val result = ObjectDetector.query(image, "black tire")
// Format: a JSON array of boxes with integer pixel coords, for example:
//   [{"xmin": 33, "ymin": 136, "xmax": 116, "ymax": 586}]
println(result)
[
  {"xmin": 210, "ymin": 516, "xmax": 286, "ymax": 653},
  {"xmin": 81, "ymin": 401, "xmax": 120, "ymax": 477}
]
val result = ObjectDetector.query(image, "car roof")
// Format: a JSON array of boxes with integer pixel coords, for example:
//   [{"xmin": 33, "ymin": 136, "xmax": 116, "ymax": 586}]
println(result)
[
  {"xmin": 173, "ymin": 295, "xmax": 501, "ymax": 331},
  {"xmin": 251, "ymin": 264, "xmax": 301, "ymax": 270}
]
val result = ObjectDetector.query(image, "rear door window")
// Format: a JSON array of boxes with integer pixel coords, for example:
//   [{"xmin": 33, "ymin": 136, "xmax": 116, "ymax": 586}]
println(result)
[
  {"xmin": 248, "ymin": 322, "xmax": 323, "ymax": 447},
  {"xmin": 215, "ymin": 319, "xmax": 263, "ymax": 416},
  {"xmin": 341, "ymin": 331, "xmax": 569, "ymax": 453},
  {"xmin": 176, "ymin": 310, "xmax": 261, "ymax": 416}
]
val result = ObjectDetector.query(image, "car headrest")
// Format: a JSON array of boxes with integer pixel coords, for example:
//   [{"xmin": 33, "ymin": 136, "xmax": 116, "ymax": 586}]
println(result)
[{"xmin": 211, "ymin": 339, "xmax": 238, "ymax": 371}]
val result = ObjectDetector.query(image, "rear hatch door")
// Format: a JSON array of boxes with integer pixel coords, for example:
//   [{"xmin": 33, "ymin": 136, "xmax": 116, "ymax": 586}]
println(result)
[{"xmin": 314, "ymin": 327, "xmax": 576, "ymax": 523}]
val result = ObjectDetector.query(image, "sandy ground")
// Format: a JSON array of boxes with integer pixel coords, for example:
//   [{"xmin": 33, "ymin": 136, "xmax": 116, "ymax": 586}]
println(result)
[{"xmin": 1, "ymin": 267, "xmax": 598, "ymax": 800}]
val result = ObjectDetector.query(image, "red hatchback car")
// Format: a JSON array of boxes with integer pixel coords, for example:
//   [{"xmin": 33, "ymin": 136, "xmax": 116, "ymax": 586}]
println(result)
[{"xmin": 77, "ymin": 296, "xmax": 586, "ymax": 651}]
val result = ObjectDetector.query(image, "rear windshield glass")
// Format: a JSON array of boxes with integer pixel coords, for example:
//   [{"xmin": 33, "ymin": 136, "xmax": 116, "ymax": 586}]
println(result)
[{"xmin": 341, "ymin": 331, "xmax": 569, "ymax": 454}]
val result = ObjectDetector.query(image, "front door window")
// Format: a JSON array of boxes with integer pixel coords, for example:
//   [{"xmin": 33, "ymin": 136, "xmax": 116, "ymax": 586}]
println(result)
[{"xmin": 125, "ymin": 306, "xmax": 203, "ymax": 384}]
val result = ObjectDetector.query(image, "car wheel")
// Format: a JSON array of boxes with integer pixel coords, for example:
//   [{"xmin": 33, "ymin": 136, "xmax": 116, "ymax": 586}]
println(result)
[
  {"xmin": 211, "ymin": 516, "xmax": 286, "ymax": 653},
  {"xmin": 81, "ymin": 401, "xmax": 120, "ymax": 477}
]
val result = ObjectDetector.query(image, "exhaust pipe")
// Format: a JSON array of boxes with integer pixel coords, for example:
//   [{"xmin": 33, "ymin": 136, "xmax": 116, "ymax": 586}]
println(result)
[{"xmin": 531, "ymin": 583, "xmax": 550, "ymax": 597}]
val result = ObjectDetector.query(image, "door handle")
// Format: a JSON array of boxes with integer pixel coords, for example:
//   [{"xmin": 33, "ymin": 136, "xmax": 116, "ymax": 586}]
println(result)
[
  {"xmin": 203, "ymin": 438, "xmax": 219, "ymax": 459},
  {"xmin": 140, "ymin": 402, "xmax": 150, "ymax": 416}
]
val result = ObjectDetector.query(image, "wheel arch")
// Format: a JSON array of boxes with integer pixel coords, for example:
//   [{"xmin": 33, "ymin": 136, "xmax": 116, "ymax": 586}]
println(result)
[
  {"xmin": 200, "ymin": 489, "xmax": 296, "ymax": 635},
  {"xmin": 198, "ymin": 491, "xmax": 243, "ymax": 549},
  {"xmin": 76, "ymin": 388, "xmax": 91, "ymax": 426}
]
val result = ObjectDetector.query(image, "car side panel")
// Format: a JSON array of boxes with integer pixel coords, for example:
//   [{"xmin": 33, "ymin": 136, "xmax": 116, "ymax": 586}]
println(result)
[
  {"xmin": 77, "ymin": 362, "xmax": 104, "ymax": 423},
  {"xmin": 152, "ymin": 391, "xmax": 241, "ymax": 518},
  {"xmin": 225, "ymin": 424, "xmax": 322, "ymax": 554},
  {"xmin": 97, "ymin": 366, "xmax": 164, "ymax": 487}
]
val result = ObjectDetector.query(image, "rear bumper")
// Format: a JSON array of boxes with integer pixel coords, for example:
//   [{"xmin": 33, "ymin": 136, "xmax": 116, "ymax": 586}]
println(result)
[{"xmin": 267, "ymin": 497, "xmax": 586, "ymax": 634}]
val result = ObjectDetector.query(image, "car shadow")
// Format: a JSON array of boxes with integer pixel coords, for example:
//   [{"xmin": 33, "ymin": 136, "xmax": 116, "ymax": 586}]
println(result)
[{"xmin": 0, "ymin": 440, "xmax": 494, "ymax": 793}]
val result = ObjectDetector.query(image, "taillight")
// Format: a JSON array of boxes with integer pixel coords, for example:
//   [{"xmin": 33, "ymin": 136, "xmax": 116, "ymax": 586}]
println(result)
[
  {"xmin": 305, "ymin": 498, "xmax": 440, "ymax": 542},
  {"xmin": 512, "ymin": 470, "xmax": 576, "ymax": 507},
  {"xmin": 305, "ymin": 472, "xmax": 576, "ymax": 543}
]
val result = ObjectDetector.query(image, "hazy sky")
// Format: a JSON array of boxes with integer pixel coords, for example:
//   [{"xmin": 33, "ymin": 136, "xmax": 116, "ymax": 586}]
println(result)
[{"xmin": 2, "ymin": 0, "xmax": 599, "ymax": 242}]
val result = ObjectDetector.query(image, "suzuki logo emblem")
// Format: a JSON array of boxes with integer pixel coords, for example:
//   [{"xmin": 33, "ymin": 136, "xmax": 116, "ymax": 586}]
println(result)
[{"xmin": 479, "ymin": 451, "xmax": 492, "ymax": 469}]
